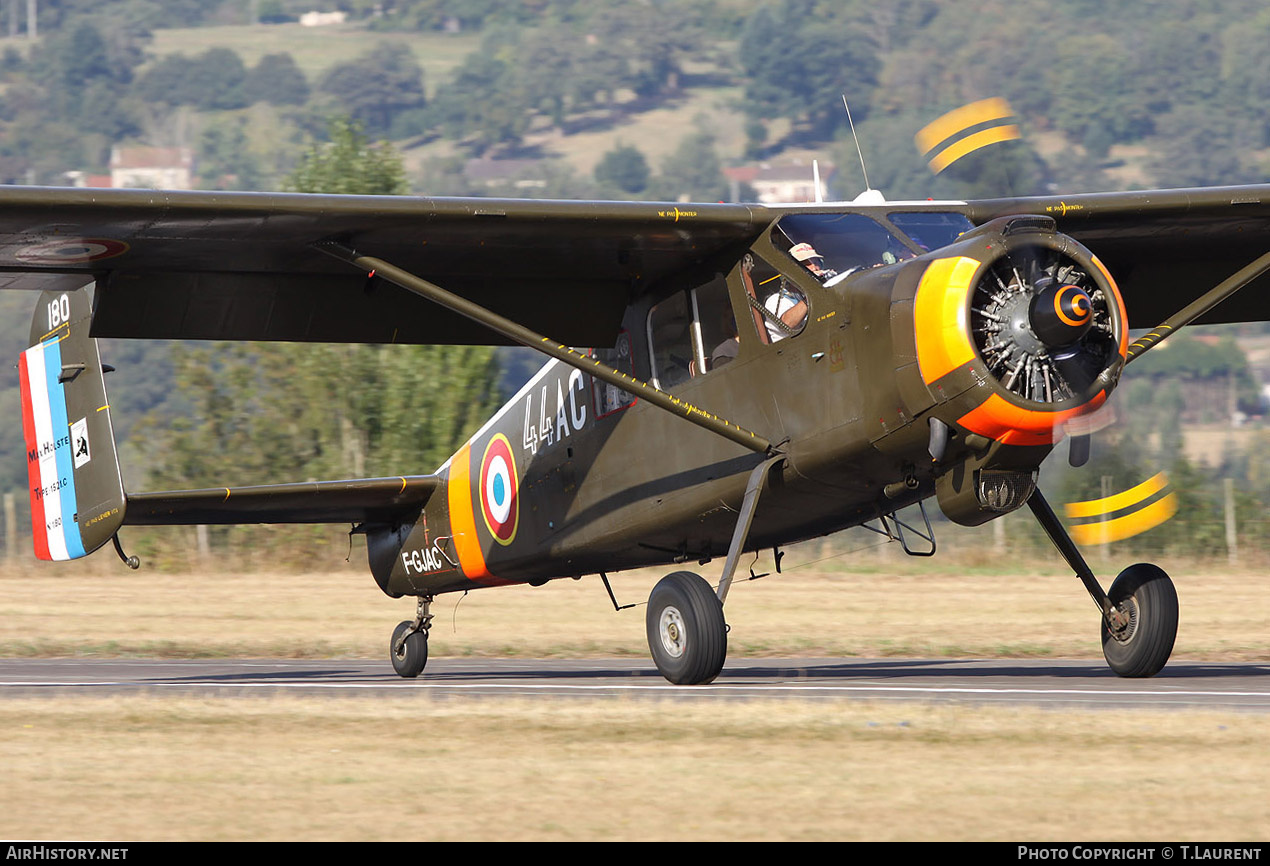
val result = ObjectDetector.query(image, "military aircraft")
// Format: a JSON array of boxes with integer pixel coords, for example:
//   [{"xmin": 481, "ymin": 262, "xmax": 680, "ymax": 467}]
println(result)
[{"xmin": 9, "ymin": 181, "xmax": 1270, "ymax": 684}]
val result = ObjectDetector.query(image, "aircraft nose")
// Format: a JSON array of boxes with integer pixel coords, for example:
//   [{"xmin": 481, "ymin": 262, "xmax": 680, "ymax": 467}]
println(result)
[{"xmin": 1028, "ymin": 278, "xmax": 1093, "ymax": 349}]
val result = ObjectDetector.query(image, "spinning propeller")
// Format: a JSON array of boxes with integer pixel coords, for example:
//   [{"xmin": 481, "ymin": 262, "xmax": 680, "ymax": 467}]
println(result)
[
  {"xmin": 919, "ymin": 99, "xmax": 1176, "ymax": 545},
  {"xmin": 969, "ymin": 244, "xmax": 1118, "ymax": 406}
]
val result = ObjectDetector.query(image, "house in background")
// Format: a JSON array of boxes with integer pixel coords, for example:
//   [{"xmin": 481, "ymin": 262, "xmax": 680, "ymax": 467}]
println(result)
[
  {"xmin": 109, "ymin": 147, "xmax": 195, "ymax": 190},
  {"xmin": 63, "ymin": 171, "xmax": 113, "ymax": 188},
  {"xmin": 723, "ymin": 161, "xmax": 834, "ymax": 204}
]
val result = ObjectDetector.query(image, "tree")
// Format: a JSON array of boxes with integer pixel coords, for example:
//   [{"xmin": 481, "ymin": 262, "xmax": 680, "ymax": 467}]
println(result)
[
  {"xmin": 197, "ymin": 117, "xmax": 262, "ymax": 189},
  {"xmin": 739, "ymin": 3, "xmax": 880, "ymax": 142},
  {"xmin": 279, "ymin": 121, "xmax": 499, "ymax": 478},
  {"xmin": 594, "ymin": 143, "xmax": 650, "ymax": 194},
  {"xmin": 1049, "ymin": 35, "xmax": 1152, "ymax": 153},
  {"xmin": 654, "ymin": 129, "xmax": 727, "ymax": 202},
  {"xmin": 244, "ymin": 53, "xmax": 309, "ymax": 106},
  {"xmin": 134, "ymin": 48, "xmax": 251, "ymax": 111},
  {"xmin": 142, "ymin": 119, "xmax": 501, "ymax": 561},
  {"xmin": 319, "ymin": 42, "xmax": 426, "ymax": 138},
  {"xmin": 428, "ymin": 49, "xmax": 528, "ymax": 155},
  {"xmin": 283, "ymin": 117, "xmax": 407, "ymax": 196}
]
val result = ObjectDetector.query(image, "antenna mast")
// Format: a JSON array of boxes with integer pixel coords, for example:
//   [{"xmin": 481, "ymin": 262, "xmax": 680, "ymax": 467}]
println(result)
[{"xmin": 842, "ymin": 95, "xmax": 871, "ymax": 192}]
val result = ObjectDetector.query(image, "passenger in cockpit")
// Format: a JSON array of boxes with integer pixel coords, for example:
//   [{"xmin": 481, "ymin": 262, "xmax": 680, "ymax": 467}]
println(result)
[{"xmin": 788, "ymin": 242, "xmax": 838, "ymax": 282}]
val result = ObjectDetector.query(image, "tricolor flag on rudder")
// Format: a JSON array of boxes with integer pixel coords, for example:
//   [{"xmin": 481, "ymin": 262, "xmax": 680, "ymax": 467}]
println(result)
[
  {"xmin": 17, "ymin": 286, "xmax": 127, "ymax": 563},
  {"xmin": 19, "ymin": 336, "xmax": 87, "ymax": 560}
]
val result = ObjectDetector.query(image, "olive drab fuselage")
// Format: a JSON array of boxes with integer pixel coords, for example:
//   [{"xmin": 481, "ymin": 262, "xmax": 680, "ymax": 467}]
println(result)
[{"xmin": 370, "ymin": 206, "xmax": 1128, "ymax": 598}]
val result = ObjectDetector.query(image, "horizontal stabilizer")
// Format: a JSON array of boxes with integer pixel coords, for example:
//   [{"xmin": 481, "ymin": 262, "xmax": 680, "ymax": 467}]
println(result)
[{"xmin": 124, "ymin": 475, "xmax": 440, "ymax": 526}]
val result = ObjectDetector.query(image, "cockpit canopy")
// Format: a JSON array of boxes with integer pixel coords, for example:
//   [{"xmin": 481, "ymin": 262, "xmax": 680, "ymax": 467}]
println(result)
[{"xmin": 774, "ymin": 211, "xmax": 975, "ymax": 285}]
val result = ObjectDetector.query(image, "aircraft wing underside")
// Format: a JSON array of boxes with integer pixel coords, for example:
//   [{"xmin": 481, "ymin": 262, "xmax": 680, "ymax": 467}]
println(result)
[
  {"xmin": 0, "ymin": 184, "xmax": 1268, "ymax": 350},
  {"xmin": 0, "ymin": 187, "xmax": 765, "ymax": 347},
  {"xmin": 124, "ymin": 475, "xmax": 440, "ymax": 525}
]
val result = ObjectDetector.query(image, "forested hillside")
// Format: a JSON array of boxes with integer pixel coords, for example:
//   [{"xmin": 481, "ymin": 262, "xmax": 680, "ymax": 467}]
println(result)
[
  {"xmin": 3, "ymin": 0, "xmax": 1269, "ymax": 196},
  {"xmin": 0, "ymin": 0, "xmax": 1268, "ymax": 565}
]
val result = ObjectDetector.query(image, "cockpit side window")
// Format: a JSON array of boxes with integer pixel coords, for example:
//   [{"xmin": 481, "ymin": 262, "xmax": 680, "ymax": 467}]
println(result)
[
  {"xmin": 887, "ymin": 212, "xmax": 975, "ymax": 252},
  {"xmin": 739, "ymin": 253, "xmax": 807, "ymax": 344}
]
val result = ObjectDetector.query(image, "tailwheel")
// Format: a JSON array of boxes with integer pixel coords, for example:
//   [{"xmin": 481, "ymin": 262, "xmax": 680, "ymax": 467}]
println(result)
[
  {"xmin": 646, "ymin": 571, "xmax": 727, "ymax": 685},
  {"xmin": 391, "ymin": 620, "xmax": 428, "ymax": 678},
  {"xmin": 390, "ymin": 595, "xmax": 433, "ymax": 679},
  {"xmin": 1101, "ymin": 563, "xmax": 1178, "ymax": 678}
]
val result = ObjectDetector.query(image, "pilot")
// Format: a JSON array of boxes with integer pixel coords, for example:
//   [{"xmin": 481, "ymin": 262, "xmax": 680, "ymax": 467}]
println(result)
[
  {"xmin": 788, "ymin": 242, "xmax": 838, "ymax": 282},
  {"xmin": 763, "ymin": 276, "xmax": 808, "ymax": 342}
]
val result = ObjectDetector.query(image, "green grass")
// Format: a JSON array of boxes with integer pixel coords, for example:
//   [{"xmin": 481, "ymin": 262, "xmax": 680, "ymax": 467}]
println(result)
[{"xmin": 147, "ymin": 22, "xmax": 483, "ymax": 94}]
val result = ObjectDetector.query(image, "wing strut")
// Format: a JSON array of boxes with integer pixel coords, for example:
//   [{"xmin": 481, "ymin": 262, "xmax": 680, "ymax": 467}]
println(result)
[
  {"xmin": 317, "ymin": 241, "xmax": 775, "ymax": 455},
  {"xmin": 1125, "ymin": 250, "xmax": 1270, "ymax": 364}
]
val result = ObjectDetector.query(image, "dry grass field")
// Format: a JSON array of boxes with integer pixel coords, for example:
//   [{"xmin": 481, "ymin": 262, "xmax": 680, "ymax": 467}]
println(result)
[
  {"xmin": 1, "ymin": 539, "xmax": 1266, "ymax": 662},
  {"xmin": 1, "ymin": 542, "xmax": 1268, "ymax": 840},
  {"xmin": 2, "ymin": 695, "xmax": 1268, "ymax": 841}
]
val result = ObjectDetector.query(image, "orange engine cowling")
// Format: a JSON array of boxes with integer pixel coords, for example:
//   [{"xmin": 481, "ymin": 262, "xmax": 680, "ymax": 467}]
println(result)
[
  {"xmin": 913, "ymin": 216, "xmax": 1128, "ymax": 446},
  {"xmin": 904, "ymin": 216, "xmax": 1128, "ymax": 524}
]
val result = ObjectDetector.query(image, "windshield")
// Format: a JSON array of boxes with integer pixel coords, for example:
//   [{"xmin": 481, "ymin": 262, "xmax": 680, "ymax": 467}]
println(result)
[
  {"xmin": 775, "ymin": 213, "xmax": 916, "ymax": 286},
  {"xmin": 887, "ymin": 211, "xmax": 975, "ymax": 252}
]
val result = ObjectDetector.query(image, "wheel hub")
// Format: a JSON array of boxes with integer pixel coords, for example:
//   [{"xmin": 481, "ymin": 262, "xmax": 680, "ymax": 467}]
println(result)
[
  {"xmin": 1106, "ymin": 597, "xmax": 1138, "ymax": 643},
  {"xmin": 659, "ymin": 606, "xmax": 687, "ymax": 658}
]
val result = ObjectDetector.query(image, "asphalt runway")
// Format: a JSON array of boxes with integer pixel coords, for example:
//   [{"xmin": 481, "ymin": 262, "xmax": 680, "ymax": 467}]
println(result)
[{"xmin": 3, "ymin": 657, "xmax": 1270, "ymax": 709}]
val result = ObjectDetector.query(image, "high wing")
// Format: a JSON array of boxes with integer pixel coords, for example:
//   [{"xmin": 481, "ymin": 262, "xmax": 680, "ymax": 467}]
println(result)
[
  {"xmin": 1, "ymin": 185, "xmax": 1268, "ymax": 346},
  {"xmin": 0, "ymin": 187, "xmax": 766, "ymax": 347},
  {"xmin": 967, "ymin": 185, "xmax": 1270, "ymax": 328}
]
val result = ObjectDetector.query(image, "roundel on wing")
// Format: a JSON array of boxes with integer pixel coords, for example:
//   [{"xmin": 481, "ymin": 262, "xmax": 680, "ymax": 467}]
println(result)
[
  {"xmin": 479, "ymin": 433, "xmax": 518, "ymax": 545},
  {"xmin": 16, "ymin": 238, "xmax": 130, "ymax": 264}
]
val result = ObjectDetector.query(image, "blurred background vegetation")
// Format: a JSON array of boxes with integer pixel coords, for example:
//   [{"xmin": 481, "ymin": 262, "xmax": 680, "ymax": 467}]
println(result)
[{"xmin": 0, "ymin": 0, "xmax": 1267, "ymax": 569}]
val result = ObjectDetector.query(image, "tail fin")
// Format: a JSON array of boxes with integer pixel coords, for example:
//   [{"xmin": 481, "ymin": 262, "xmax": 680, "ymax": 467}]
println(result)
[{"xmin": 18, "ymin": 285, "xmax": 125, "ymax": 560}]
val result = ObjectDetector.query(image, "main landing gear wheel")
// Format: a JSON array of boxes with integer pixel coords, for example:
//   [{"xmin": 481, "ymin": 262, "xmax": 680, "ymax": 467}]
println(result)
[
  {"xmin": 646, "ymin": 571, "xmax": 728, "ymax": 685},
  {"xmin": 1101, "ymin": 563, "xmax": 1178, "ymax": 678},
  {"xmin": 391, "ymin": 620, "xmax": 428, "ymax": 678}
]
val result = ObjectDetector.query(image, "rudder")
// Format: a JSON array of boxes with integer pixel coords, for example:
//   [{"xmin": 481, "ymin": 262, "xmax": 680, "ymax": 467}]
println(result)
[{"xmin": 19, "ymin": 285, "xmax": 125, "ymax": 560}]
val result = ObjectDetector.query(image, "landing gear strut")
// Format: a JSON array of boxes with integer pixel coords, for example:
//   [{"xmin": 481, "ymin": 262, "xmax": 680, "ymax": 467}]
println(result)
[
  {"xmin": 645, "ymin": 456, "xmax": 786, "ymax": 684},
  {"xmin": 391, "ymin": 595, "xmax": 433, "ymax": 678},
  {"xmin": 1028, "ymin": 490, "xmax": 1178, "ymax": 677}
]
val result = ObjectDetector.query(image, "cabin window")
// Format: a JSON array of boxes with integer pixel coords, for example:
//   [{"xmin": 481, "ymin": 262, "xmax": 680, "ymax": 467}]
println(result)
[
  {"xmin": 592, "ymin": 330, "xmax": 637, "ymax": 417},
  {"xmin": 646, "ymin": 290, "xmax": 694, "ymax": 388},
  {"xmin": 693, "ymin": 276, "xmax": 738, "ymax": 372},
  {"xmin": 887, "ymin": 212, "xmax": 975, "ymax": 252},
  {"xmin": 645, "ymin": 276, "xmax": 738, "ymax": 386}
]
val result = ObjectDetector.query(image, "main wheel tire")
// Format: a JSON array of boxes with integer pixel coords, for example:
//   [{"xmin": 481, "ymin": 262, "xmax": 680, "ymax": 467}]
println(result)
[
  {"xmin": 1101, "ymin": 563, "xmax": 1178, "ymax": 678},
  {"xmin": 646, "ymin": 571, "xmax": 727, "ymax": 685},
  {"xmin": 391, "ymin": 620, "xmax": 428, "ymax": 678}
]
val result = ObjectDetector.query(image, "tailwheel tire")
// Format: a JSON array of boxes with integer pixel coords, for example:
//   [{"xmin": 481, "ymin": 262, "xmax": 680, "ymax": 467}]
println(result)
[
  {"xmin": 646, "ymin": 571, "xmax": 727, "ymax": 685},
  {"xmin": 391, "ymin": 620, "xmax": 428, "ymax": 678},
  {"xmin": 1101, "ymin": 563, "xmax": 1178, "ymax": 678}
]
